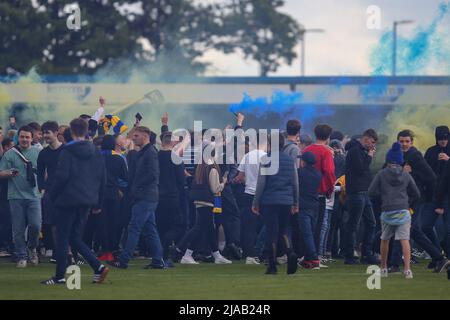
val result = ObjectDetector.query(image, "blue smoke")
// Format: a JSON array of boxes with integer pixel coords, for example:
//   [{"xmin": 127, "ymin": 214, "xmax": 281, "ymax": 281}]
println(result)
[
  {"xmin": 230, "ymin": 2, "xmax": 450, "ymax": 128},
  {"xmin": 229, "ymin": 89, "xmax": 335, "ymax": 125},
  {"xmin": 371, "ymin": 1, "xmax": 450, "ymax": 75}
]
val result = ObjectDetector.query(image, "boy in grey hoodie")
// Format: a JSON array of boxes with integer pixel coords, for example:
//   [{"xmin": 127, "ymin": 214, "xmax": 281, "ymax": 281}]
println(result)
[{"xmin": 368, "ymin": 142, "xmax": 420, "ymax": 279}]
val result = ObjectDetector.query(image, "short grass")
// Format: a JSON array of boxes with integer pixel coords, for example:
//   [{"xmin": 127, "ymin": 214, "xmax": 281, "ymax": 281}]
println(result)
[{"xmin": 0, "ymin": 258, "xmax": 449, "ymax": 300}]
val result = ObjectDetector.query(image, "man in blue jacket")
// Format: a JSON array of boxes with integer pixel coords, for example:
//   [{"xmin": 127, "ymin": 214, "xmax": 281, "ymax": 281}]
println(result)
[{"xmin": 42, "ymin": 118, "xmax": 108, "ymax": 285}]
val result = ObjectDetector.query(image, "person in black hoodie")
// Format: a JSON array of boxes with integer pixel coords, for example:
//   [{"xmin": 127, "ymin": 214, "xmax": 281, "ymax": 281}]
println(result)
[
  {"xmin": 98, "ymin": 135, "xmax": 128, "ymax": 262},
  {"xmin": 343, "ymin": 129, "xmax": 379, "ymax": 265},
  {"xmin": 37, "ymin": 121, "xmax": 63, "ymax": 261},
  {"xmin": 296, "ymin": 151, "xmax": 322, "ymax": 269},
  {"xmin": 423, "ymin": 126, "xmax": 450, "ymax": 256},
  {"xmin": 436, "ymin": 152, "xmax": 450, "ymax": 260},
  {"xmin": 42, "ymin": 118, "xmax": 108, "ymax": 285},
  {"xmin": 392, "ymin": 130, "xmax": 449, "ymax": 273}
]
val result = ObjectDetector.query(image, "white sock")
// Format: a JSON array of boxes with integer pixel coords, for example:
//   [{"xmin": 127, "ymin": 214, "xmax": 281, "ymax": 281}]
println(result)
[
  {"xmin": 184, "ymin": 249, "xmax": 193, "ymax": 257},
  {"xmin": 212, "ymin": 251, "xmax": 221, "ymax": 259},
  {"xmin": 218, "ymin": 241, "xmax": 226, "ymax": 252}
]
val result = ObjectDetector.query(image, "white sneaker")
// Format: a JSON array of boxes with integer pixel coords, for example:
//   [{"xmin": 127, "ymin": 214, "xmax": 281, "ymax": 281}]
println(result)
[
  {"xmin": 30, "ymin": 249, "xmax": 39, "ymax": 266},
  {"xmin": 215, "ymin": 254, "xmax": 232, "ymax": 264},
  {"xmin": 404, "ymin": 270, "xmax": 413, "ymax": 279},
  {"xmin": 16, "ymin": 259, "xmax": 27, "ymax": 268},
  {"xmin": 181, "ymin": 255, "xmax": 199, "ymax": 265},
  {"xmin": 276, "ymin": 254, "xmax": 288, "ymax": 265},
  {"xmin": 245, "ymin": 257, "xmax": 260, "ymax": 265},
  {"xmin": 319, "ymin": 262, "xmax": 328, "ymax": 268},
  {"xmin": 380, "ymin": 268, "xmax": 388, "ymax": 278},
  {"xmin": 45, "ymin": 250, "xmax": 53, "ymax": 258}
]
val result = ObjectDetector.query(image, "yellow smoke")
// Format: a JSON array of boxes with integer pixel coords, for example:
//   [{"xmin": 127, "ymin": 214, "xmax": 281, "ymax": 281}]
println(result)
[
  {"xmin": 381, "ymin": 104, "xmax": 450, "ymax": 151},
  {"xmin": 0, "ymin": 86, "xmax": 11, "ymax": 122}
]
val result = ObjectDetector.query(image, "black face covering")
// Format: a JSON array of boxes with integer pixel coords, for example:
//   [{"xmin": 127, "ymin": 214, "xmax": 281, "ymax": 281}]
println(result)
[{"xmin": 25, "ymin": 161, "xmax": 36, "ymax": 188}]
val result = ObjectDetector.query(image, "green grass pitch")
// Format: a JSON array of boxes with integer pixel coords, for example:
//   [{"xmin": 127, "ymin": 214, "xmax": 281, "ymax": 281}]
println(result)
[{"xmin": 0, "ymin": 258, "xmax": 449, "ymax": 300}]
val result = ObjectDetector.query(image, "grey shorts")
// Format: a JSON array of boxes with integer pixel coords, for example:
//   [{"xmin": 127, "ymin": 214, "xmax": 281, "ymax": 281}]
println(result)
[{"xmin": 380, "ymin": 221, "xmax": 411, "ymax": 241}]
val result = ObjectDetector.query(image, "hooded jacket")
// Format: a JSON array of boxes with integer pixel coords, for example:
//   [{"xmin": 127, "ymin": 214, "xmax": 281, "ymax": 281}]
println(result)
[
  {"xmin": 50, "ymin": 140, "xmax": 106, "ymax": 209},
  {"xmin": 403, "ymin": 146, "xmax": 436, "ymax": 202},
  {"xmin": 368, "ymin": 165, "xmax": 420, "ymax": 212},
  {"xmin": 436, "ymin": 161, "xmax": 450, "ymax": 208},
  {"xmin": 424, "ymin": 126, "xmax": 450, "ymax": 179},
  {"xmin": 345, "ymin": 139, "xmax": 372, "ymax": 194},
  {"xmin": 102, "ymin": 151, "xmax": 128, "ymax": 200}
]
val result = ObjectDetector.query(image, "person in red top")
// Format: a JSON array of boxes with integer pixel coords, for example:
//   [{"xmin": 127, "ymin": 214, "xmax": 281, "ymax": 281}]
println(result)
[{"xmin": 303, "ymin": 124, "xmax": 336, "ymax": 250}]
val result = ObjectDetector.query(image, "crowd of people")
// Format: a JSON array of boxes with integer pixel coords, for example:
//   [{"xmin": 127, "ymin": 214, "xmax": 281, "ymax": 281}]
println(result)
[{"xmin": 0, "ymin": 105, "xmax": 450, "ymax": 285}]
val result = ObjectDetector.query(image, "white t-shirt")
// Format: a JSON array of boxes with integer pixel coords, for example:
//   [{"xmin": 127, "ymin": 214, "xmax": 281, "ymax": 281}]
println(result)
[{"xmin": 238, "ymin": 149, "xmax": 267, "ymax": 195}]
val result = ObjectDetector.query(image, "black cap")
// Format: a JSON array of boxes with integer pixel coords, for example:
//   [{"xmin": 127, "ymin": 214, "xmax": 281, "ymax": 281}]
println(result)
[{"xmin": 299, "ymin": 151, "xmax": 316, "ymax": 165}]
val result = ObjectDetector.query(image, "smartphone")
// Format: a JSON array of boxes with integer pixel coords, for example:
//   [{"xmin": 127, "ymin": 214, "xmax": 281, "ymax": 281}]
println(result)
[
  {"xmin": 11, "ymin": 168, "xmax": 19, "ymax": 175},
  {"xmin": 135, "ymin": 113, "xmax": 143, "ymax": 121}
]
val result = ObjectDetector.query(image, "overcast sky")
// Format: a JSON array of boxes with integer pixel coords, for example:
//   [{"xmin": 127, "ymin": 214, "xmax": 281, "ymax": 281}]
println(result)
[{"xmin": 198, "ymin": 0, "xmax": 446, "ymax": 76}]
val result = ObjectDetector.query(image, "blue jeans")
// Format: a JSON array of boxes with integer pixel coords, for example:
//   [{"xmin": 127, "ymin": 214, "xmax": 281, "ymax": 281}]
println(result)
[
  {"xmin": 9, "ymin": 199, "xmax": 41, "ymax": 260},
  {"xmin": 319, "ymin": 209, "xmax": 332, "ymax": 256},
  {"xmin": 421, "ymin": 201, "xmax": 450, "ymax": 256},
  {"xmin": 119, "ymin": 200, "xmax": 163, "ymax": 266},
  {"xmin": 344, "ymin": 193, "xmax": 376, "ymax": 259},
  {"xmin": 55, "ymin": 206, "xmax": 101, "ymax": 279},
  {"xmin": 298, "ymin": 208, "xmax": 318, "ymax": 261}
]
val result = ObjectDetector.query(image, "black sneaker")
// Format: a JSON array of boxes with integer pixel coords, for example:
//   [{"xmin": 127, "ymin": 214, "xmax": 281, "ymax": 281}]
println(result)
[
  {"xmin": 164, "ymin": 259, "xmax": 175, "ymax": 268},
  {"xmin": 411, "ymin": 256, "xmax": 420, "ymax": 264},
  {"xmin": 360, "ymin": 255, "xmax": 380, "ymax": 265},
  {"xmin": 287, "ymin": 253, "xmax": 298, "ymax": 275},
  {"xmin": 265, "ymin": 266, "xmax": 277, "ymax": 275},
  {"xmin": 388, "ymin": 266, "xmax": 401, "ymax": 274},
  {"xmin": 144, "ymin": 261, "xmax": 166, "ymax": 269},
  {"xmin": 76, "ymin": 257, "xmax": 86, "ymax": 265},
  {"xmin": 92, "ymin": 265, "xmax": 109, "ymax": 284},
  {"xmin": 169, "ymin": 246, "xmax": 182, "ymax": 263},
  {"xmin": 226, "ymin": 244, "xmax": 243, "ymax": 260},
  {"xmin": 434, "ymin": 259, "xmax": 450, "ymax": 273},
  {"xmin": 41, "ymin": 277, "xmax": 66, "ymax": 285},
  {"xmin": 199, "ymin": 255, "xmax": 214, "ymax": 263},
  {"xmin": 107, "ymin": 260, "xmax": 127, "ymax": 269},
  {"xmin": 344, "ymin": 257, "xmax": 360, "ymax": 265}
]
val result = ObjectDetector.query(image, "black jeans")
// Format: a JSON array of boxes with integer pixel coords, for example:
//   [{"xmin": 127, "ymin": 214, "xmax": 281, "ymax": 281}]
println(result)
[
  {"xmin": 327, "ymin": 197, "xmax": 345, "ymax": 256},
  {"xmin": 99, "ymin": 197, "xmax": 122, "ymax": 253},
  {"xmin": 82, "ymin": 210, "xmax": 101, "ymax": 251},
  {"xmin": 177, "ymin": 206, "xmax": 218, "ymax": 253},
  {"xmin": 314, "ymin": 196, "xmax": 327, "ymax": 249},
  {"xmin": 55, "ymin": 206, "xmax": 101, "ymax": 279},
  {"xmin": 240, "ymin": 193, "xmax": 261, "ymax": 258},
  {"xmin": 0, "ymin": 200, "xmax": 12, "ymax": 251},
  {"xmin": 156, "ymin": 196, "xmax": 186, "ymax": 259},
  {"xmin": 221, "ymin": 185, "xmax": 241, "ymax": 246},
  {"xmin": 344, "ymin": 193, "xmax": 376, "ymax": 259},
  {"xmin": 261, "ymin": 204, "xmax": 293, "ymax": 267}
]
